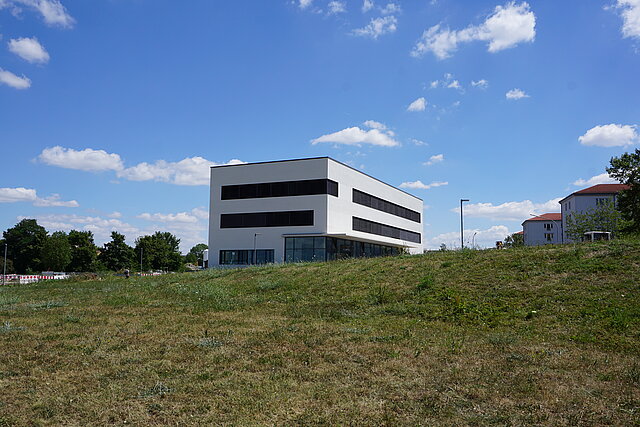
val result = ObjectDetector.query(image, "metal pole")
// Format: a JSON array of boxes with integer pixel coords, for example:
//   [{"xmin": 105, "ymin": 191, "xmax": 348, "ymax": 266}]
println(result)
[
  {"xmin": 460, "ymin": 199, "xmax": 469, "ymax": 249},
  {"xmin": 2, "ymin": 244, "xmax": 6, "ymax": 286},
  {"xmin": 253, "ymin": 233, "xmax": 258, "ymax": 265}
]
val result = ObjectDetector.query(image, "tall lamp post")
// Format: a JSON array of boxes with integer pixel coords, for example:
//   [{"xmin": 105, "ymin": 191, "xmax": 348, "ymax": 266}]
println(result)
[
  {"xmin": 460, "ymin": 199, "xmax": 470, "ymax": 249},
  {"xmin": 253, "ymin": 233, "xmax": 261, "ymax": 265}
]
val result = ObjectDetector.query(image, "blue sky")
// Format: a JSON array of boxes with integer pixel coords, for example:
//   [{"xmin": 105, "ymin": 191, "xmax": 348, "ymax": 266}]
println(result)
[{"xmin": 1, "ymin": 0, "xmax": 639, "ymax": 251}]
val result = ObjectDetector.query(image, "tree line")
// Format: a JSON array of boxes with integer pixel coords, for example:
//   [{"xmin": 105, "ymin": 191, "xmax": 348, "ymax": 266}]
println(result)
[{"xmin": 0, "ymin": 219, "xmax": 207, "ymax": 274}]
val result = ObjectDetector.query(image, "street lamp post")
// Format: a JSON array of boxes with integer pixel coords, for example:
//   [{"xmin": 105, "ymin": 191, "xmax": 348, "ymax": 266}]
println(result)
[
  {"xmin": 253, "ymin": 233, "xmax": 261, "ymax": 265},
  {"xmin": 472, "ymin": 232, "xmax": 478, "ymax": 248},
  {"xmin": 460, "ymin": 199, "xmax": 470, "ymax": 249}
]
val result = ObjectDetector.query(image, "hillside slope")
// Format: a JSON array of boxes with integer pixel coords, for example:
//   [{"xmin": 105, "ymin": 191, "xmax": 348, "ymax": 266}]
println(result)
[{"xmin": 1, "ymin": 239, "xmax": 639, "ymax": 425}]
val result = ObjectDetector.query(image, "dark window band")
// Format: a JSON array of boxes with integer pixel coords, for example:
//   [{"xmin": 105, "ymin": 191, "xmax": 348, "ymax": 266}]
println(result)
[
  {"xmin": 353, "ymin": 189, "xmax": 420, "ymax": 223},
  {"xmin": 352, "ymin": 217, "xmax": 421, "ymax": 244},
  {"xmin": 221, "ymin": 210, "xmax": 314, "ymax": 228},
  {"xmin": 220, "ymin": 249, "xmax": 274, "ymax": 265},
  {"xmin": 222, "ymin": 179, "xmax": 338, "ymax": 200}
]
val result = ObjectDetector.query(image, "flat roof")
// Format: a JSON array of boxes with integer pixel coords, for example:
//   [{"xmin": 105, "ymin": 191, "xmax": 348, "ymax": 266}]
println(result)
[{"xmin": 211, "ymin": 156, "xmax": 423, "ymax": 201}]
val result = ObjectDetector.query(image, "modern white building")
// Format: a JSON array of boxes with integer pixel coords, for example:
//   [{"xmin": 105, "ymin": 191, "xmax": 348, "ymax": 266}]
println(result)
[
  {"xmin": 559, "ymin": 184, "xmax": 629, "ymax": 242},
  {"xmin": 522, "ymin": 213, "xmax": 563, "ymax": 246},
  {"xmin": 208, "ymin": 157, "xmax": 423, "ymax": 266}
]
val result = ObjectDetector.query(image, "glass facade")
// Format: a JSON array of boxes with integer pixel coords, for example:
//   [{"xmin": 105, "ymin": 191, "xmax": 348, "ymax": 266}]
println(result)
[
  {"xmin": 219, "ymin": 249, "xmax": 275, "ymax": 265},
  {"xmin": 284, "ymin": 236, "xmax": 400, "ymax": 263},
  {"xmin": 220, "ymin": 210, "xmax": 314, "ymax": 228},
  {"xmin": 221, "ymin": 179, "xmax": 338, "ymax": 200},
  {"xmin": 352, "ymin": 216, "xmax": 421, "ymax": 244},
  {"xmin": 353, "ymin": 189, "xmax": 421, "ymax": 223}
]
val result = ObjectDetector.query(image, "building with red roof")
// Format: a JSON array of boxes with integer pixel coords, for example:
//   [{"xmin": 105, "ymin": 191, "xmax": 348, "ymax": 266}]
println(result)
[
  {"xmin": 560, "ymin": 183, "xmax": 628, "ymax": 242},
  {"xmin": 522, "ymin": 213, "xmax": 563, "ymax": 246}
]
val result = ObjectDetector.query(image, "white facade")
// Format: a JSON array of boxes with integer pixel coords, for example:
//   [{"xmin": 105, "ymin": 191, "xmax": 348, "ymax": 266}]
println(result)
[
  {"xmin": 208, "ymin": 157, "xmax": 423, "ymax": 266},
  {"xmin": 560, "ymin": 185, "xmax": 624, "ymax": 242},
  {"xmin": 522, "ymin": 214, "xmax": 562, "ymax": 246}
]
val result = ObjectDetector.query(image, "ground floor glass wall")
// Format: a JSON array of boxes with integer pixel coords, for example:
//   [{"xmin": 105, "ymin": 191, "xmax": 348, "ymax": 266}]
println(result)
[{"xmin": 285, "ymin": 237, "xmax": 400, "ymax": 263}]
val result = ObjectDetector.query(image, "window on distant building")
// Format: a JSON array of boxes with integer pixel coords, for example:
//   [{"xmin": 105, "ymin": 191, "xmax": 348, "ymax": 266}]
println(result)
[
  {"xmin": 596, "ymin": 197, "xmax": 610, "ymax": 206},
  {"xmin": 544, "ymin": 233, "xmax": 553, "ymax": 241},
  {"xmin": 544, "ymin": 223, "xmax": 553, "ymax": 230}
]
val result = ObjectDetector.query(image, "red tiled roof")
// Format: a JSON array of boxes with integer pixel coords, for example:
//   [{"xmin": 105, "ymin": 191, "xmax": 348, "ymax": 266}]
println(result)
[
  {"xmin": 514, "ymin": 231, "xmax": 524, "ymax": 235},
  {"xmin": 523, "ymin": 213, "xmax": 562, "ymax": 222},
  {"xmin": 574, "ymin": 184, "xmax": 629, "ymax": 195}
]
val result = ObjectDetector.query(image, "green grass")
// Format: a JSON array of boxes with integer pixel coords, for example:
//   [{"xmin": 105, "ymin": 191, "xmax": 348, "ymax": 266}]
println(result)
[{"xmin": 1, "ymin": 238, "xmax": 639, "ymax": 425}]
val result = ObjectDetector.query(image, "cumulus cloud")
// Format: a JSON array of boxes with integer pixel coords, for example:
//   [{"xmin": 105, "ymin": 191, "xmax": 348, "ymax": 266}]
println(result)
[
  {"xmin": 424, "ymin": 154, "xmax": 444, "ymax": 166},
  {"xmin": 411, "ymin": 1, "xmax": 535, "ymax": 59},
  {"xmin": 615, "ymin": 0, "xmax": 640, "ymax": 40},
  {"xmin": 429, "ymin": 73, "xmax": 464, "ymax": 90},
  {"xmin": 38, "ymin": 146, "xmax": 244, "ymax": 186},
  {"xmin": 352, "ymin": 15, "xmax": 398, "ymax": 39},
  {"xmin": 572, "ymin": 173, "xmax": 618, "ymax": 187},
  {"xmin": 299, "ymin": 0, "xmax": 313, "ymax": 9},
  {"xmin": 506, "ymin": 88, "xmax": 529, "ymax": 99},
  {"xmin": 429, "ymin": 225, "xmax": 511, "ymax": 249},
  {"xmin": 311, "ymin": 120, "xmax": 399, "ymax": 147},
  {"xmin": 407, "ymin": 97, "xmax": 427, "ymax": 112},
  {"xmin": 380, "ymin": 3, "xmax": 401, "ymax": 14},
  {"xmin": 471, "ymin": 79, "xmax": 489, "ymax": 89},
  {"xmin": 39, "ymin": 146, "xmax": 125, "ymax": 172},
  {"xmin": 578, "ymin": 124, "xmax": 638, "ymax": 147},
  {"xmin": 453, "ymin": 197, "xmax": 562, "ymax": 221},
  {"xmin": 399, "ymin": 180, "xmax": 448, "ymax": 190},
  {"xmin": 118, "ymin": 157, "xmax": 245, "ymax": 186},
  {"xmin": 8, "ymin": 37, "xmax": 50, "ymax": 64},
  {"xmin": 137, "ymin": 211, "xmax": 200, "ymax": 224},
  {"xmin": 362, "ymin": 0, "xmax": 374, "ymax": 12},
  {"xmin": 0, "ymin": 68, "xmax": 31, "ymax": 89},
  {"xmin": 0, "ymin": 187, "xmax": 78, "ymax": 207},
  {"xmin": 327, "ymin": 0, "xmax": 346, "ymax": 14},
  {"xmin": 7, "ymin": 0, "xmax": 75, "ymax": 28}
]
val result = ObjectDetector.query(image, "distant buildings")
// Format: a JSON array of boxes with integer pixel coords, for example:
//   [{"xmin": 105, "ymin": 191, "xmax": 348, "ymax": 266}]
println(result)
[
  {"xmin": 522, "ymin": 184, "xmax": 629, "ymax": 246},
  {"xmin": 208, "ymin": 157, "xmax": 423, "ymax": 266}
]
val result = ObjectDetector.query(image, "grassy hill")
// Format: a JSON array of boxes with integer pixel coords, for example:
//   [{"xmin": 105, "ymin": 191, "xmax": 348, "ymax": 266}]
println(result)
[{"xmin": 1, "ymin": 238, "xmax": 639, "ymax": 425}]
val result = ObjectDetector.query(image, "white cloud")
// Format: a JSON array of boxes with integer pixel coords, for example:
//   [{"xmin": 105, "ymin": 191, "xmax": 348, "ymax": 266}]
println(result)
[
  {"xmin": 0, "ymin": 68, "xmax": 31, "ymax": 89},
  {"xmin": 362, "ymin": 0, "xmax": 374, "ymax": 12},
  {"xmin": 411, "ymin": 138, "xmax": 428, "ymax": 146},
  {"xmin": 424, "ymin": 154, "xmax": 444, "ymax": 166},
  {"xmin": 399, "ymin": 180, "xmax": 448, "ymax": 190},
  {"xmin": 11, "ymin": 0, "xmax": 75, "ymax": 28},
  {"xmin": 0, "ymin": 187, "xmax": 78, "ymax": 207},
  {"xmin": 572, "ymin": 173, "xmax": 618, "ymax": 187},
  {"xmin": 311, "ymin": 121, "xmax": 399, "ymax": 147},
  {"xmin": 578, "ymin": 124, "xmax": 638, "ymax": 147},
  {"xmin": 327, "ymin": 0, "xmax": 346, "ymax": 14},
  {"xmin": 380, "ymin": 2, "xmax": 401, "ymax": 14},
  {"xmin": 352, "ymin": 15, "xmax": 398, "ymax": 39},
  {"xmin": 137, "ymin": 212, "xmax": 199, "ymax": 224},
  {"xmin": 411, "ymin": 1, "xmax": 535, "ymax": 59},
  {"xmin": 471, "ymin": 79, "xmax": 489, "ymax": 89},
  {"xmin": 453, "ymin": 198, "xmax": 561, "ymax": 221},
  {"xmin": 407, "ymin": 97, "xmax": 427, "ymax": 112},
  {"xmin": 299, "ymin": 0, "xmax": 313, "ymax": 9},
  {"xmin": 429, "ymin": 225, "xmax": 511, "ymax": 249},
  {"xmin": 8, "ymin": 37, "xmax": 50, "ymax": 64},
  {"xmin": 615, "ymin": 0, "xmax": 640, "ymax": 40},
  {"xmin": 118, "ymin": 157, "xmax": 245, "ymax": 186},
  {"xmin": 505, "ymin": 88, "xmax": 529, "ymax": 99},
  {"xmin": 39, "ymin": 146, "xmax": 125, "ymax": 172},
  {"xmin": 429, "ymin": 73, "xmax": 464, "ymax": 91},
  {"xmin": 107, "ymin": 211, "xmax": 122, "ymax": 219}
]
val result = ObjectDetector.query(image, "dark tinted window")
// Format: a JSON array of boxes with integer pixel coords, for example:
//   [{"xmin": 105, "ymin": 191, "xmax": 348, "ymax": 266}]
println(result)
[
  {"xmin": 220, "ymin": 210, "xmax": 314, "ymax": 228},
  {"xmin": 221, "ymin": 179, "xmax": 338, "ymax": 200},
  {"xmin": 352, "ymin": 217, "xmax": 421, "ymax": 243},
  {"xmin": 352, "ymin": 189, "xmax": 420, "ymax": 222},
  {"xmin": 219, "ymin": 249, "xmax": 274, "ymax": 265}
]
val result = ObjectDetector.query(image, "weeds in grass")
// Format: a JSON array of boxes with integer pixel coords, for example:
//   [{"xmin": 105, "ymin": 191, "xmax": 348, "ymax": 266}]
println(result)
[
  {"xmin": 138, "ymin": 382, "xmax": 172, "ymax": 398},
  {"xmin": 28, "ymin": 301, "xmax": 67, "ymax": 309},
  {"xmin": 369, "ymin": 285, "xmax": 391, "ymax": 305},
  {"xmin": 0, "ymin": 321, "xmax": 25, "ymax": 333}
]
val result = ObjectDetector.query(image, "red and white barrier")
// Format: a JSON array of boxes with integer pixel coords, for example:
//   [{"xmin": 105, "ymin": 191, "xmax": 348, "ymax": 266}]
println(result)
[{"xmin": 0, "ymin": 274, "xmax": 70, "ymax": 285}]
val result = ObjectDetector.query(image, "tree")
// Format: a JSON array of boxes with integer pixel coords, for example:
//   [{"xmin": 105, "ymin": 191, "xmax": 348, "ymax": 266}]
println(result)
[
  {"xmin": 185, "ymin": 243, "xmax": 208, "ymax": 266},
  {"xmin": 607, "ymin": 148, "xmax": 640, "ymax": 231},
  {"xmin": 68, "ymin": 230, "xmax": 98, "ymax": 272},
  {"xmin": 135, "ymin": 231, "xmax": 183, "ymax": 271},
  {"xmin": 504, "ymin": 232, "xmax": 524, "ymax": 248},
  {"xmin": 3, "ymin": 219, "xmax": 48, "ymax": 273},
  {"xmin": 41, "ymin": 231, "xmax": 71, "ymax": 271},
  {"xmin": 565, "ymin": 200, "xmax": 630, "ymax": 241},
  {"xmin": 100, "ymin": 231, "xmax": 135, "ymax": 271}
]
